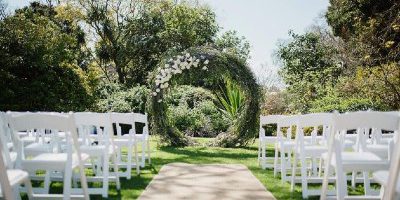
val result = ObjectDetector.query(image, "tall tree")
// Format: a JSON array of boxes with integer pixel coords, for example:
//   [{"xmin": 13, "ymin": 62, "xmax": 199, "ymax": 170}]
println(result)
[
  {"xmin": 124, "ymin": 0, "xmax": 219, "ymax": 85},
  {"xmin": 75, "ymin": 0, "xmax": 218, "ymax": 85},
  {"xmin": 326, "ymin": 0, "xmax": 400, "ymax": 109},
  {"xmin": 74, "ymin": 0, "xmax": 144, "ymax": 84},
  {"xmin": 0, "ymin": 2, "xmax": 94, "ymax": 111},
  {"xmin": 326, "ymin": 0, "xmax": 400, "ymax": 65},
  {"xmin": 0, "ymin": 0, "xmax": 7, "ymax": 20},
  {"xmin": 215, "ymin": 30, "xmax": 251, "ymax": 62},
  {"xmin": 276, "ymin": 31, "xmax": 342, "ymax": 112}
]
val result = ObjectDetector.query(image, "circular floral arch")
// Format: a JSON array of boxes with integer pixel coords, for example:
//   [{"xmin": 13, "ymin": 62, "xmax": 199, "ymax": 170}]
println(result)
[{"xmin": 148, "ymin": 46, "xmax": 261, "ymax": 147}]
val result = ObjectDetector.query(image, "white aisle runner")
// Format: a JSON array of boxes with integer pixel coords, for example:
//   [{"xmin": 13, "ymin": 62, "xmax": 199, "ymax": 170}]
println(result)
[{"xmin": 138, "ymin": 163, "xmax": 276, "ymax": 200}]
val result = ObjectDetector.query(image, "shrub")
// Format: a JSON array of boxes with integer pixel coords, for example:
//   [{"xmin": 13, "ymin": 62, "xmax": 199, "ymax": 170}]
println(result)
[
  {"xmin": 94, "ymin": 83, "xmax": 149, "ymax": 113},
  {"xmin": 166, "ymin": 86, "xmax": 230, "ymax": 137}
]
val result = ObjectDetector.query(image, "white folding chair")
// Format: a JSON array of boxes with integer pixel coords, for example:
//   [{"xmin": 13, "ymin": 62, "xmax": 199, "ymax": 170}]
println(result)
[
  {"xmin": 7, "ymin": 112, "xmax": 61, "ymax": 158},
  {"xmin": 133, "ymin": 113, "xmax": 151, "ymax": 167},
  {"xmin": 290, "ymin": 113, "xmax": 334, "ymax": 198},
  {"xmin": 111, "ymin": 112, "xmax": 140, "ymax": 179},
  {"xmin": 274, "ymin": 115, "xmax": 297, "ymax": 182},
  {"xmin": 0, "ymin": 112, "xmax": 34, "ymax": 200},
  {"xmin": 373, "ymin": 112, "xmax": 400, "ymax": 200},
  {"xmin": 74, "ymin": 112, "xmax": 120, "ymax": 198},
  {"xmin": 258, "ymin": 115, "xmax": 285, "ymax": 169},
  {"xmin": 8, "ymin": 112, "xmax": 89, "ymax": 200},
  {"xmin": 321, "ymin": 111, "xmax": 400, "ymax": 200},
  {"xmin": 0, "ymin": 142, "xmax": 34, "ymax": 200}
]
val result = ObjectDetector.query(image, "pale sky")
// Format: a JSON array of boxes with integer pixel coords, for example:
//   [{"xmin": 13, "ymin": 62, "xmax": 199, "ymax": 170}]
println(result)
[
  {"xmin": 5, "ymin": 0, "xmax": 330, "ymax": 82},
  {"xmin": 201, "ymin": 0, "xmax": 329, "ymax": 82}
]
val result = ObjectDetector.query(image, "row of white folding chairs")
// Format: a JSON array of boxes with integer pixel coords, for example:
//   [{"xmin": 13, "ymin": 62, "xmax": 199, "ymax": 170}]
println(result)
[
  {"xmin": 0, "ymin": 112, "xmax": 89, "ymax": 200},
  {"xmin": 0, "ymin": 111, "xmax": 151, "ymax": 199},
  {"xmin": 258, "ymin": 111, "xmax": 400, "ymax": 199}
]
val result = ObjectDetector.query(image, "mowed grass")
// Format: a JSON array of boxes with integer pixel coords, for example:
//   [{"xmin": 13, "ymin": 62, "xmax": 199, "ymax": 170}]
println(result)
[
  {"xmin": 96, "ymin": 137, "xmax": 305, "ymax": 200},
  {"xmin": 40, "ymin": 136, "xmax": 366, "ymax": 200}
]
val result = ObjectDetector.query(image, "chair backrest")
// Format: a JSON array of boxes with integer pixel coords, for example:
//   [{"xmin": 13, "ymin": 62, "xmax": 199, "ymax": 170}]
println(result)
[
  {"xmin": 295, "ymin": 113, "xmax": 334, "ymax": 148},
  {"xmin": 0, "ymin": 112, "xmax": 16, "ymax": 199},
  {"xmin": 7, "ymin": 112, "xmax": 89, "ymax": 199},
  {"xmin": 110, "ymin": 113, "xmax": 136, "ymax": 137},
  {"xmin": 334, "ymin": 111, "xmax": 399, "ymax": 131},
  {"xmin": 279, "ymin": 115, "xmax": 298, "ymax": 127},
  {"xmin": 0, "ymin": 113, "xmax": 14, "ymax": 169},
  {"xmin": 9, "ymin": 113, "xmax": 78, "ymax": 158},
  {"xmin": 259, "ymin": 115, "xmax": 285, "ymax": 138},
  {"xmin": 277, "ymin": 115, "xmax": 298, "ymax": 140},
  {"xmin": 0, "ymin": 139, "xmax": 14, "ymax": 200},
  {"xmin": 74, "ymin": 112, "xmax": 112, "ymax": 146},
  {"xmin": 297, "ymin": 113, "xmax": 334, "ymax": 128},
  {"xmin": 384, "ymin": 127, "xmax": 400, "ymax": 200},
  {"xmin": 74, "ymin": 112, "xmax": 110, "ymax": 129},
  {"xmin": 321, "ymin": 111, "xmax": 400, "ymax": 199},
  {"xmin": 133, "ymin": 113, "xmax": 149, "ymax": 137}
]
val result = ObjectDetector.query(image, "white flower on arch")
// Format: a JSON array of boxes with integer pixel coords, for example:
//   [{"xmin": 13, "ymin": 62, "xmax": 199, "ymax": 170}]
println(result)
[{"xmin": 152, "ymin": 53, "xmax": 211, "ymax": 102}]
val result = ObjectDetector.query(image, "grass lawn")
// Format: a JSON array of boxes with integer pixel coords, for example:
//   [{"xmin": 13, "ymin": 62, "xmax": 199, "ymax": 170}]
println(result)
[
  {"xmin": 97, "ymin": 137, "xmax": 306, "ymax": 200},
  {"xmin": 43, "ymin": 137, "xmax": 366, "ymax": 200}
]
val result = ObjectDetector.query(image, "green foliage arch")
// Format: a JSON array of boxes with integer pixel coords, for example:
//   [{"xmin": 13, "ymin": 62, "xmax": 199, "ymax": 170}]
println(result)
[{"xmin": 148, "ymin": 46, "xmax": 261, "ymax": 147}]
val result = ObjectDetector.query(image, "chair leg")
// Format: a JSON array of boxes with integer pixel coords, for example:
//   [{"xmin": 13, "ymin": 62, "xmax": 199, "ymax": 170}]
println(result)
[
  {"xmin": 134, "ymin": 141, "xmax": 140, "ymax": 175},
  {"xmin": 290, "ymin": 153, "xmax": 298, "ymax": 191},
  {"xmin": 63, "ymin": 168, "xmax": 72, "ymax": 200},
  {"xmin": 261, "ymin": 141, "xmax": 266, "ymax": 169},
  {"xmin": 43, "ymin": 171, "xmax": 51, "ymax": 193},
  {"xmin": 13, "ymin": 187, "xmax": 21, "ymax": 200},
  {"xmin": 258, "ymin": 140, "xmax": 261, "ymax": 161},
  {"xmin": 146, "ymin": 139, "xmax": 151, "ymax": 165},
  {"xmin": 351, "ymin": 171, "xmax": 356, "ymax": 188},
  {"xmin": 117, "ymin": 148, "xmax": 122, "ymax": 166},
  {"xmin": 300, "ymin": 154, "xmax": 308, "ymax": 199},
  {"xmin": 24, "ymin": 178, "xmax": 34, "ymax": 200},
  {"xmin": 73, "ymin": 171, "xmax": 79, "ymax": 188},
  {"xmin": 281, "ymin": 149, "xmax": 287, "ymax": 182},
  {"xmin": 127, "ymin": 144, "xmax": 132, "ymax": 179},
  {"xmin": 273, "ymin": 146, "xmax": 278, "ymax": 177},
  {"xmin": 113, "ymin": 154, "xmax": 121, "ymax": 190},
  {"xmin": 102, "ymin": 155, "xmax": 109, "ymax": 198},
  {"xmin": 312, "ymin": 157, "xmax": 317, "ymax": 176},
  {"xmin": 363, "ymin": 171, "xmax": 371, "ymax": 195},
  {"xmin": 141, "ymin": 141, "xmax": 146, "ymax": 168},
  {"xmin": 318, "ymin": 158, "xmax": 323, "ymax": 177}
]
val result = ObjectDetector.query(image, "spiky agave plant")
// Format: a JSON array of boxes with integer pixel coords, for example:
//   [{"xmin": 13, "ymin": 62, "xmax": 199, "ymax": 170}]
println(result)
[{"xmin": 214, "ymin": 80, "xmax": 245, "ymax": 120}]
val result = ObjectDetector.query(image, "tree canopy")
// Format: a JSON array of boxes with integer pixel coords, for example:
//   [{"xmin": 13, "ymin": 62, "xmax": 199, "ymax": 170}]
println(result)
[{"xmin": 0, "ymin": 2, "xmax": 95, "ymax": 111}]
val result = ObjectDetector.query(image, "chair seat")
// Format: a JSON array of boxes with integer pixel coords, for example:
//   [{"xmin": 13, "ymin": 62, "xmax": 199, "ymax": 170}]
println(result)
[
  {"xmin": 22, "ymin": 153, "xmax": 90, "ymax": 171},
  {"xmin": 7, "ymin": 169, "xmax": 29, "ymax": 186},
  {"xmin": 259, "ymin": 136, "xmax": 277, "ymax": 143},
  {"xmin": 319, "ymin": 139, "xmax": 355, "ymax": 148},
  {"xmin": 365, "ymin": 144, "xmax": 389, "ymax": 159},
  {"xmin": 277, "ymin": 140, "xmax": 295, "ymax": 148},
  {"xmin": 323, "ymin": 152, "xmax": 389, "ymax": 171},
  {"xmin": 20, "ymin": 136, "xmax": 37, "ymax": 145},
  {"xmin": 135, "ymin": 134, "xmax": 148, "ymax": 141},
  {"xmin": 373, "ymin": 170, "xmax": 400, "ymax": 193},
  {"xmin": 24, "ymin": 143, "xmax": 52, "ymax": 156},
  {"xmin": 80, "ymin": 145, "xmax": 116, "ymax": 156},
  {"xmin": 302, "ymin": 145, "xmax": 328, "ymax": 156},
  {"xmin": 114, "ymin": 138, "xmax": 136, "ymax": 145},
  {"xmin": 378, "ymin": 138, "xmax": 393, "ymax": 145}
]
